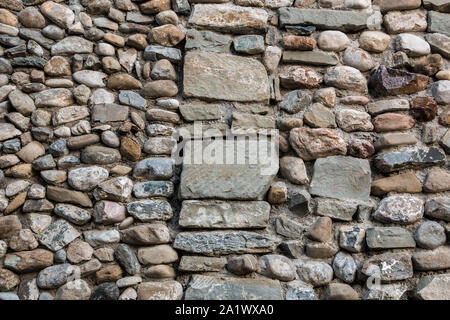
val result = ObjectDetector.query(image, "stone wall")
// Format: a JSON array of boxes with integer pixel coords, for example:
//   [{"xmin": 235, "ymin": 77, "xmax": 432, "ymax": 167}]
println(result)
[{"xmin": 0, "ymin": 0, "xmax": 449, "ymax": 301}]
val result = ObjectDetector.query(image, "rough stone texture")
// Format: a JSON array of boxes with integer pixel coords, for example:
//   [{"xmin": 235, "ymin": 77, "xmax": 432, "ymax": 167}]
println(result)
[
  {"xmin": 1, "ymin": 0, "xmax": 448, "ymax": 302},
  {"xmin": 183, "ymin": 51, "xmax": 269, "ymax": 102}
]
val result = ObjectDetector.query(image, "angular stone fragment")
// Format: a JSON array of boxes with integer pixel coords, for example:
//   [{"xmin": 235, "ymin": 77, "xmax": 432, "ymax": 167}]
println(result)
[
  {"xmin": 369, "ymin": 66, "xmax": 429, "ymax": 96},
  {"xmin": 279, "ymin": 8, "xmax": 380, "ymax": 31},
  {"xmin": 180, "ymin": 139, "xmax": 277, "ymax": 200},
  {"xmin": 46, "ymin": 186, "xmax": 92, "ymax": 207},
  {"xmin": 336, "ymin": 109, "xmax": 373, "ymax": 132},
  {"xmin": 185, "ymin": 275, "xmax": 283, "ymax": 300},
  {"xmin": 310, "ymin": 156, "xmax": 371, "ymax": 201},
  {"xmin": 366, "ymin": 227, "xmax": 415, "ymax": 249},
  {"xmin": 53, "ymin": 106, "xmax": 89, "ymax": 126},
  {"xmin": 185, "ymin": 29, "xmax": 232, "ymax": 53},
  {"xmin": 371, "ymin": 171, "xmax": 422, "ymax": 196},
  {"xmin": 383, "ymin": 10, "xmax": 427, "ymax": 34},
  {"xmin": 0, "ymin": 123, "xmax": 21, "ymax": 142},
  {"xmin": 425, "ymin": 197, "xmax": 450, "ymax": 222},
  {"xmin": 188, "ymin": 4, "xmax": 268, "ymax": 34},
  {"xmin": 373, "ymin": 195, "xmax": 424, "ymax": 224},
  {"xmin": 183, "ymin": 51, "xmax": 269, "ymax": 102},
  {"xmin": 84, "ymin": 230, "xmax": 120, "ymax": 247},
  {"xmin": 173, "ymin": 231, "xmax": 279, "ymax": 256},
  {"xmin": 54, "ymin": 204, "xmax": 91, "ymax": 225},
  {"xmin": 279, "ymin": 66, "xmax": 322, "ymax": 89},
  {"xmin": 428, "ymin": 11, "xmax": 450, "ymax": 36},
  {"xmin": 425, "ymin": 33, "xmax": 450, "ymax": 58},
  {"xmin": 415, "ymin": 274, "xmax": 450, "ymax": 300},
  {"xmin": 179, "ymin": 200, "xmax": 270, "ymax": 229},
  {"xmin": 68, "ymin": 166, "xmax": 109, "ymax": 191},
  {"xmin": 412, "ymin": 246, "xmax": 450, "ymax": 271},
  {"xmin": 361, "ymin": 252, "xmax": 413, "ymax": 282},
  {"xmin": 289, "ymin": 128, "xmax": 347, "ymax": 161},
  {"xmin": 294, "ymin": 260, "xmax": 333, "ymax": 286},
  {"xmin": 34, "ymin": 88, "xmax": 73, "ymax": 108},
  {"xmin": 51, "ymin": 36, "xmax": 94, "ymax": 55},
  {"xmin": 38, "ymin": 219, "xmax": 80, "ymax": 251},
  {"xmin": 374, "ymin": 147, "xmax": 446, "ymax": 172},
  {"xmin": 282, "ymin": 51, "xmax": 338, "ymax": 66},
  {"xmin": 133, "ymin": 158, "xmax": 174, "ymax": 180}
]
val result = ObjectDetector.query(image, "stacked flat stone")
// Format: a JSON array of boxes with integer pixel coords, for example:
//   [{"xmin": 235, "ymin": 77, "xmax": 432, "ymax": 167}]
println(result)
[{"xmin": 0, "ymin": 0, "xmax": 449, "ymax": 301}]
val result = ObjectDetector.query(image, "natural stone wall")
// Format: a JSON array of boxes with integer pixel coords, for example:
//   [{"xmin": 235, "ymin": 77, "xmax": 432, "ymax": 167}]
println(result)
[{"xmin": 0, "ymin": 0, "xmax": 449, "ymax": 301}]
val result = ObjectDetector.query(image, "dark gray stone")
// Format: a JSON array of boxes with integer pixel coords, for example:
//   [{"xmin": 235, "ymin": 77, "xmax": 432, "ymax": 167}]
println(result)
[
  {"xmin": 114, "ymin": 244, "xmax": 141, "ymax": 276},
  {"xmin": 133, "ymin": 158, "xmax": 174, "ymax": 180},
  {"xmin": 126, "ymin": 200, "xmax": 173, "ymax": 222},
  {"xmin": 374, "ymin": 147, "xmax": 446, "ymax": 173},
  {"xmin": 185, "ymin": 29, "xmax": 232, "ymax": 53},
  {"xmin": 366, "ymin": 227, "xmax": 416, "ymax": 249},
  {"xmin": 90, "ymin": 282, "xmax": 119, "ymax": 300}
]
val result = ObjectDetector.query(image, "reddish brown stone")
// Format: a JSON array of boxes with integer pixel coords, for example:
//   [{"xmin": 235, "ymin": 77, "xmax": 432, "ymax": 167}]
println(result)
[
  {"xmin": 283, "ymin": 35, "xmax": 316, "ymax": 50},
  {"xmin": 347, "ymin": 139, "xmax": 375, "ymax": 159},
  {"xmin": 107, "ymin": 73, "xmax": 142, "ymax": 90},
  {"xmin": 373, "ymin": 113, "xmax": 415, "ymax": 132},
  {"xmin": 149, "ymin": 24, "xmax": 185, "ymax": 47},
  {"xmin": 369, "ymin": 65, "xmax": 429, "ymax": 96},
  {"xmin": 411, "ymin": 97, "xmax": 438, "ymax": 122},
  {"xmin": 140, "ymin": 0, "xmax": 171, "ymax": 14},
  {"xmin": 371, "ymin": 171, "xmax": 422, "ymax": 196},
  {"xmin": 95, "ymin": 265, "xmax": 123, "ymax": 283},
  {"xmin": 267, "ymin": 182, "xmax": 287, "ymax": 204},
  {"xmin": 307, "ymin": 217, "xmax": 332, "ymax": 243},
  {"xmin": 289, "ymin": 127, "xmax": 347, "ymax": 161}
]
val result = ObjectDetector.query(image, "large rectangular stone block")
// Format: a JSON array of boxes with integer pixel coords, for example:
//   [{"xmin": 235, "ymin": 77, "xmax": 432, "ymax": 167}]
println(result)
[
  {"xmin": 183, "ymin": 51, "xmax": 270, "ymax": 102},
  {"xmin": 279, "ymin": 8, "xmax": 381, "ymax": 31},
  {"xmin": 179, "ymin": 200, "xmax": 270, "ymax": 228},
  {"xmin": 185, "ymin": 275, "xmax": 283, "ymax": 300},
  {"xmin": 179, "ymin": 139, "xmax": 278, "ymax": 200},
  {"xmin": 188, "ymin": 4, "xmax": 268, "ymax": 34}
]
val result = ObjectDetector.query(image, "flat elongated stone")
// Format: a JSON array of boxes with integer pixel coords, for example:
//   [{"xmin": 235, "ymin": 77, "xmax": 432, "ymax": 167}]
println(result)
[
  {"xmin": 34, "ymin": 89, "xmax": 73, "ymax": 108},
  {"xmin": 179, "ymin": 200, "xmax": 270, "ymax": 229},
  {"xmin": 183, "ymin": 51, "xmax": 269, "ymax": 102},
  {"xmin": 173, "ymin": 231, "xmax": 279, "ymax": 256},
  {"xmin": 371, "ymin": 171, "xmax": 422, "ymax": 195},
  {"xmin": 137, "ymin": 281, "xmax": 183, "ymax": 300},
  {"xmin": 38, "ymin": 220, "xmax": 80, "ymax": 252},
  {"xmin": 185, "ymin": 275, "xmax": 283, "ymax": 300},
  {"xmin": 180, "ymin": 139, "xmax": 278, "ymax": 200},
  {"xmin": 126, "ymin": 200, "xmax": 173, "ymax": 222},
  {"xmin": 179, "ymin": 256, "xmax": 227, "ymax": 272},
  {"xmin": 374, "ymin": 147, "xmax": 446, "ymax": 172},
  {"xmin": 179, "ymin": 103, "xmax": 221, "ymax": 121},
  {"xmin": 282, "ymin": 51, "xmax": 338, "ymax": 66},
  {"xmin": 367, "ymin": 99, "xmax": 410, "ymax": 116},
  {"xmin": 315, "ymin": 198, "xmax": 358, "ymax": 221},
  {"xmin": 310, "ymin": 156, "xmax": 371, "ymax": 201},
  {"xmin": 374, "ymin": 133, "xmax": 418, "ymax": 150},
  {"xmin": 83, "ymin": 230, "xmax": 120, "ymax": 247},
  {"xmin": 188, "ymin": 4, "xmax": 268, "ymax": 34},
  {"xmin": 133, "ymin": 181, "xmax": 173, "ymax": 198},
  {"xmin": 54, "ymin": 204, "xmax": 91, "ymax": 225},
  {"xmin": 51, "ymin": 37, "xmax": 94, "ymax": 55},
  {"xmin": 279, "ymin": 8, "xmax": 381, "ymax": 31},
  {"xmin": 373, "ymin": 195, "xmax": 424, "ymax": 224},
  {"xmin": 4, "ymin": 249, "xmax": 53, "ymax": 273},
  {"xmin": 366, "ymin": 227, "xmax": 416, "ymax": 249}
]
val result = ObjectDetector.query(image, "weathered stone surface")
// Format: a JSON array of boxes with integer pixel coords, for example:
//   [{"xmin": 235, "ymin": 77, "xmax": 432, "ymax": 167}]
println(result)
[
  {"xmin": 414, "ymin": 221, "xmax": 446, "ymax": 249},
  {"xmin": 425, "ymin": 197, "xmax": 450, "ymax": 222},
  {"xmin": 369, "ymin": 66, "xmax": 429, "ymax": 96},
  {"xmin": 4, "ymin": 249, "xmax": 53, "ymax": 273},
  {"xmin": 425, "ymin": 33, "xmax": 450, "ymax": 58},
  {"xmin": 179, "ymin": 200, "xmax": 270, "ymax": 229},
  {"xmin": 279, "ymin": 66, "xmax": 322, "ymax": 89},
  {"xmin": 374, "ymin": 147, "xmax": 446, "ymax": 172},
  {"xmin": 423, "ymin": 168, "xmax": 450, "ymax": 192},
  {"xmin": 188, "ymin": 4, "xmax": 268, "ymax": 34},
  {"xmin": 415, "ymin": 274, "xmax": 450, "ymax": 300},
  {"xmin": 310, "ymin": 156, "xmax": 371, "ymax": 201},
  {"xmin": 185, "ymin": 275, "xmax": 283, "ymax": 300},
  {"xmin": 180, "ymin": 139, "xmax": 278, "ymax": 200},
  {"xmin": 412, "ymin": 246, "xmax": 450, "ymax": 271},
  {"xmin": 373, "ymin": 195, "xmax": 424, "ymax": 224},
  {"xmin": 333, "ymin": 252, "xmax": 357, "ymax": 283},
  {"xmin": 37, "ymin": 264, "xmax": 78, "ymax": 289},
  {"xmin": 68, "ymin": 166, "xmax": 109, "ymax": 191},
  {"xmin": 373, "ymin": 113, "xmax": 415, "ymax": 132},
  {"xmin": 121, "ymin": 224, "xmax": 170, "ymax": 245},
  {"xmin": 289, "ymin": 128, "xmax": 347, "ymax": 161},
  {"xmin": 279, "ymin": 8, "xmax": 380, "ymax": 31},
  {"xmin": 366, "ymin": 227, "xmax": 416, "ymax": 249},
  {"xmin": 282, "ymin": 51, "xmax": 338, "ymax": 66},
  {"xmin": 114, "ymin": 244, "xmax": 141, "ymax": 276},
  {"xmin": 51, "ymin": 36, "xmax": 94, "ymax": 55},
  {"xmin": 374, "ymin": 133, "xmax": 418, "ymax": 150},
  {"xmin": 126, "ymin": 200, "xmax": 172, "ymax": 222},
  {"xmin": 371, "ymin": 171, "xmax": 422, "ymax": 196},
  {"xmin": 179, "ymin": 256, "xmax": 227, "ymax": 272},
  {"xmin": 84, "ymin": 229, "xmax": 120, "ymax": 247},
  {"xmin": 173, "ymin": 231, "xmax": 279, "ymax": 256},
  {"xmin": 185, "ymin": 29, "xmax": 232, "ymax": 53},
  {"xmin": 361, "ymin": 252, "xmax": 413, "ymax": 282},
  {"xmin": 428, "ymin": 11, "xmax": 450, "ymax": 36},
  {"xmin": 38, "ymin": 219, "xmax": 80, "ymax": 251},
  {"xmin": 183, "ymin": 51, "xmax": 269, "ymax": 102}
]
